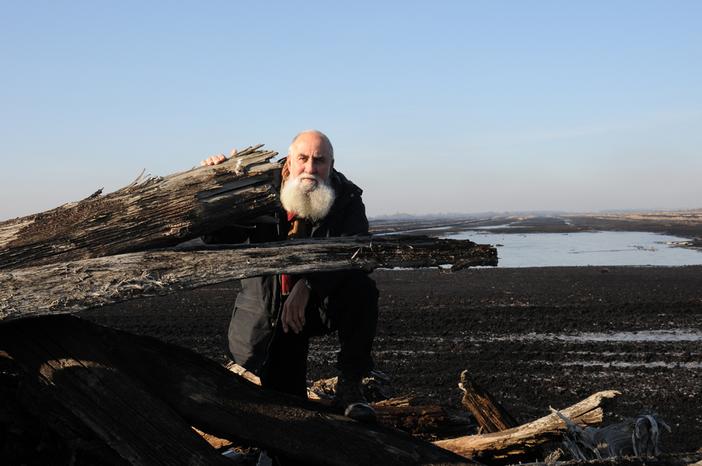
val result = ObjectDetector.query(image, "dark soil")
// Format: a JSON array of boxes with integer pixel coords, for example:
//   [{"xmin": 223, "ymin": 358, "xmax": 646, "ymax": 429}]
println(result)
[{"xmin": 79, "ymin": 265, "xmax": 702, "ymax": 453}]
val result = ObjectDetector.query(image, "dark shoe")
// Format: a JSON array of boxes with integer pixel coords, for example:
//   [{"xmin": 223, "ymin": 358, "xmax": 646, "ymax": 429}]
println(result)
[{"xmin": 333, "ymin": 376, "xmax": 377, "ymax": 423}]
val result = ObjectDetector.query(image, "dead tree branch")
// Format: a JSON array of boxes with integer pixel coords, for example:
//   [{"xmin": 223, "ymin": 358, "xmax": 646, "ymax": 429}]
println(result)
[{"xmin": 434, "ymin": 390, "xmax": 620, "ymax": 459}]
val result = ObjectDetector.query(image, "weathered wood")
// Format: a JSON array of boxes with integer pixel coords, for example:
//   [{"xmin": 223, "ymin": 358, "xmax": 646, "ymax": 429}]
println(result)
[
  {"xmin": 434, "ymin": 390, "xmax": 620, "ymax": 459},
  {"xmin": 0, "ymin": 315, "xmax": 474, "ymax": 466},
  {"xmin": 374, "ymin": 402, "xmax": 475, "ymax": 441},
  {"xmin": 459, "ymin": 369, "xmax": 518, "ymax": 433},
  {"xmin": 306, "ymin": 374, "xmax": 474, "ymax": 440},
  {"xmin": 0, "ymin": 145, "xmax": 281, "ymax": 270},
  {"xmin": 1, "ymin": 351, "xmax": 132, "ymax": 465},
  {"xmin": 515, "ymin": 452, "xmax": 702, "ymax": 466},
  {"xmin": 0, "ymin": 322, "xmax": 232, "ymax": 465},
  {"xmin": 0, "ymin": 235, "xmax": 497, "ymax": 321}
]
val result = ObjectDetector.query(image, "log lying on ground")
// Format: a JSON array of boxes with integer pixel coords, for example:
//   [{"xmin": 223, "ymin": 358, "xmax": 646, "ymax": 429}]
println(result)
[
  {"xmin": 458, "ymin": 370, "xmax": 518, "ymax": 433},
  {"xmin": 0, "ymin": 145, "xmax": 280, "ymax": 271},
  {"xmin": 372, "ymin": 398, "xmax": 475, "ymax": 441},
  {"xmin": 228, "ymin": 366, "xmax": 476, "ymax": 441},
  {"xmin": 0, "ymin": 315, "xmax": 474, "ymax": 466},
  {"xmin": 434, "ymin": 390, "xmax": 620, "ymax": 460},
  {"xmin": 0, "ymin": 235, "xmax": 497, "ymax": 321},
  {"xmin": 515, "ymin": 452, "xmax": 702, "ymax": 466},
  {"xmin": 1, "ymin": 350, "xmax": 134, "ymax": 466}
]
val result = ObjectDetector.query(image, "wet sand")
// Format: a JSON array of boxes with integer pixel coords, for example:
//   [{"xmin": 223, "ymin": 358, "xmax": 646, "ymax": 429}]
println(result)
[{"xmin": 83, "ymin": 264, "xmax": 702, "ymax": 453}]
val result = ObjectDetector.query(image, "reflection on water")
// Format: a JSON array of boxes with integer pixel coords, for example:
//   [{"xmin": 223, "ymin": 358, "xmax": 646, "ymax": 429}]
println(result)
[
  {"xmin": 443, "ymin": 230, "xmax": 702, "ymax": 267},
  {"xmin": 470, "ymin": 329, "xmax": 702, "ymax": 343},
  {"xmin": 535, "ymin": 360, "xmax": 702, "ymax": 369},
  {"xmin": 556, "ymin": 329, "xmax": 702, "ymax": 342}
]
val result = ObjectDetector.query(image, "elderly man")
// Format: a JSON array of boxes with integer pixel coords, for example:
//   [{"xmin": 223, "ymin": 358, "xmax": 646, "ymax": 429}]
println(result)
[{"xmin": 202, "ymin": 130, "xmax": 378, "ymax": 421}]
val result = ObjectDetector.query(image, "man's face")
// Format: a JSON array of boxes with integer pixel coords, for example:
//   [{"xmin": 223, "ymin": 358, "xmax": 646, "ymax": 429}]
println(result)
[{"xmin": 287, "ymin": 133, "xmax": 333, "ymax": 188}]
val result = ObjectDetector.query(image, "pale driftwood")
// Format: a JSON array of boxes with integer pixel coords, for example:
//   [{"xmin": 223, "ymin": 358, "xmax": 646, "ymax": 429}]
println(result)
[
  {"xmin": 434, "ymin": 390, "xmax": 621, "ymax": 459},
  {"xmin": 224, "ymin": 361, "xmax": 261, "ymax": 386},
  {"xmin": 1, "ymin": 315, "xmax": 473, "ymax": 466},
  {"xmin": 0, "ymin": 235, "xmax": 497, "ymax": 321},
  {"xmin": 459, "ymin": 369, "xmax": 518, "ymax": 433},
  {"xmin": 0, "ymin": 145, "xmax": 280, "ymax": 270}
]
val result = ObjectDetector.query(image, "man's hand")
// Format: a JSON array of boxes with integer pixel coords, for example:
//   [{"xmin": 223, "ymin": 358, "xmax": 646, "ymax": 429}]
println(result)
[
  {"xmin": 200, "ymin": 148, "xmax": 238, "ymax": 166},
  {"xmin": 281, "ymin": 279, "xmax": 311, "ymax": 334}
]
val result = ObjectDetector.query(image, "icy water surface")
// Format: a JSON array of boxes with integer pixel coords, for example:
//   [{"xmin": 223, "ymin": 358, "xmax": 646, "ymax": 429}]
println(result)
[{"xmin": 444, "ymin": 230, "xmax": 702, "ymax": 267}]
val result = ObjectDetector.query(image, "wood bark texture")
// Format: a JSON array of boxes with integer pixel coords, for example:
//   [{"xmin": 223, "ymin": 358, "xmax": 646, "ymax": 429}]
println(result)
[
  {"xmin": 434, "ymin": 390, "xmax": 620, "ymax": 459},
  {"xmin": 0, "ymin": 145, "xmax": 280, "ymax": 270},
  {"xmin": 517, "ymin": 453, "xmax": 702, "ymax": 466},
  {"xmin": 0, "ymin": 315, "xmax": 474, "ymax": 466},
  {"xmin": 0, "ymin": 235, "xmax": 497, "ymax": 321},
  {"xmin": 459, "ymin": 369, "xmax": 518, "ymax": 433}
]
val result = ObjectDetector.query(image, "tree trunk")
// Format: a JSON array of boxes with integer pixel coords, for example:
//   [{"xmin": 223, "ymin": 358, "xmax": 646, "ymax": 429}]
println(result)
[
  {"xmin": 0, "ymin": 145, "xmax": 280, "ymax": 270},
  {"xmin": 0, "ymin": 315, "xmax": 474, "ymax": 466},
  {"xmin": 458, "ymin": 369, "xmax": 518, "ymax": 433},
  {"xmin": 434, "ymin": 390, "xmax": 620, "ymax": 460},
  {"xmin": 0, "ymin": 235, "xmax": 497, "ymax": 321}
]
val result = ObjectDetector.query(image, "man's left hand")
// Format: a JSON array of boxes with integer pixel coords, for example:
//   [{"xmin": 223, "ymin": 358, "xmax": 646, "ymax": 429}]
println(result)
[{"xmin": 281, "ymin": 280, "xmax": 310, "ymax": 334}]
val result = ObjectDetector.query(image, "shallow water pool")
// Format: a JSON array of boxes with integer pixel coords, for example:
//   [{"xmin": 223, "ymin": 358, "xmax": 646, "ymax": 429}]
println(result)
[{"xmin": 444, "ymin": 230, "xmax": 702, "ymax": 267}]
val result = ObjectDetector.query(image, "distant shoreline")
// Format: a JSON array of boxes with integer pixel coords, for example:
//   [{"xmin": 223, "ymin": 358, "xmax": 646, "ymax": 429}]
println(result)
[{"xmin": 370, "ymin": 211, "xmax": 702, "ymax": 251}]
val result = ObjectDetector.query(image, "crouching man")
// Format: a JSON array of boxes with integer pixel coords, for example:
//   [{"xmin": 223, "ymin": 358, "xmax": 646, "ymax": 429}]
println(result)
[{"xmin": 201, "ymin": 130, "xmax": 378, "ymax": 422}]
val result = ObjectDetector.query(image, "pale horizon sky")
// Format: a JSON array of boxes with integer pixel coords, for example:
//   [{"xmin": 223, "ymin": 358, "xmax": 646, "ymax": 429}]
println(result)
[{"xmin": 1, "ymin": 1, "xmax": 701, "ymax": 220}]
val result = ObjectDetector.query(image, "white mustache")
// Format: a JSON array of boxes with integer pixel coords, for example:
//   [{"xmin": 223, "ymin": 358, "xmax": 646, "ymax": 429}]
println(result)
[{"xmin": 299, "ymin": 174, "xmax": 321, "ymax": 183}]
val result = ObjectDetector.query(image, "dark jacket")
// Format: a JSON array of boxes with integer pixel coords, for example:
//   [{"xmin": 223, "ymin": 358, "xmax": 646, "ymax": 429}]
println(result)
[{"xmin": 204, "ymin": 166, "xmax": 370, "ymax": 373}]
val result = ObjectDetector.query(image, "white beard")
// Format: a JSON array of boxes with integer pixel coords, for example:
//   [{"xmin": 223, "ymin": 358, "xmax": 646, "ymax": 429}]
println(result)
[{"xmin": 280, "ymin": 174, "xmax": 335, "ymax": 221}]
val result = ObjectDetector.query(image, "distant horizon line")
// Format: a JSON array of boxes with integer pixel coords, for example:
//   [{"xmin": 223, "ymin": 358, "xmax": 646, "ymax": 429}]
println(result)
[
  {"xmin": 368, "ymin": 207, "xmax": 702, "ymax": 221},
  {"xmin": 2, "ymin": 206, "xmax": 701, "ymax": 224}
]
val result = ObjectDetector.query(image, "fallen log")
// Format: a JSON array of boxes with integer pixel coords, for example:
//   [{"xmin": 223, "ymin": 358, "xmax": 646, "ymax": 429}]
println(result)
[
  {"xmin": 0, "ymin": 145, "xmax": 280, "ymax": 270},
  {"xmin": 0, "ymin": 333, "xmax": 232, "ymax": 466},
  {"xmin": 434, "ymin": 390, "xmax": 620, "ymax": 460},
  {"xmin": 0, "ymin": 315, "xmax": 474, "ymax": 466},
  {"xmin": 459, "ymin": 370, "xmax": 518, "ymax": 433},
  {"xmin": 240, "ymin": 368, "xmax": 476, "ymax": 441},
  {"xmin": 514, "ymin": 452, "xmax": 702, "ymax": 466},
  {"xmin": 0, "ymin": 235, "xmax": 497, "ymax": 321},
  {"xmin": 373, "ymin": 400, "xmax": 475, "ymax": 441},
  {"xmin": 1, "ymin": 351, "xmax": 133, "ymax": 466}
]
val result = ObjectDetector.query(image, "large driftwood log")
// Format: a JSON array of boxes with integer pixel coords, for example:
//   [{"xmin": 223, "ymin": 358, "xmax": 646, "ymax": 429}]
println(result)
[
  {"xmin": 434, "ymin": 390, "xmax": 620, "ymax": 459},
  {"xmin": 0, "ymin": 235, "xmax": 497, "ymax": 321},
  {"xmin": 0, "ymin": 315, "xmax": 473, "ymax": 466},
  {"xmin": 0, "ymin": 145, "xmax": 280, "ymax": 270},
  {"xmin": 1, "ymin": 350, "xmax": 134, "ymax": 465}
]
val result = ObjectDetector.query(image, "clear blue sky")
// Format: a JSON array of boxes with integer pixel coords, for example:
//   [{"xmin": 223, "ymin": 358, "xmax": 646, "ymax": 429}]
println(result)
[{"xmin": 1, "ymin": 1, "xmax": 700, "ymax": 220}]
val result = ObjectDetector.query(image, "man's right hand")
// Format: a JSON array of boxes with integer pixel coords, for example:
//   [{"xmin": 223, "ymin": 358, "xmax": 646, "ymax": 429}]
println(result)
[{"xmin": 200, "ymin": 148, "xmax": 238, "ymax": 166}]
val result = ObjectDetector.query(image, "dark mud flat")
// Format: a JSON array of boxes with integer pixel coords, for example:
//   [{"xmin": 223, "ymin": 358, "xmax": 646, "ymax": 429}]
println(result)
[{"xmin": 81, "ymin": 265, "xmax": 702, "ymax": 453}]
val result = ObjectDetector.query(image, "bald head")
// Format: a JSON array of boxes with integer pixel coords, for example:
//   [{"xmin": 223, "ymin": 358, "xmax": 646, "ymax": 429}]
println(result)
[{"xmin": 289, "ymin": 130, "xmax": 334, "ymax": 160}]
